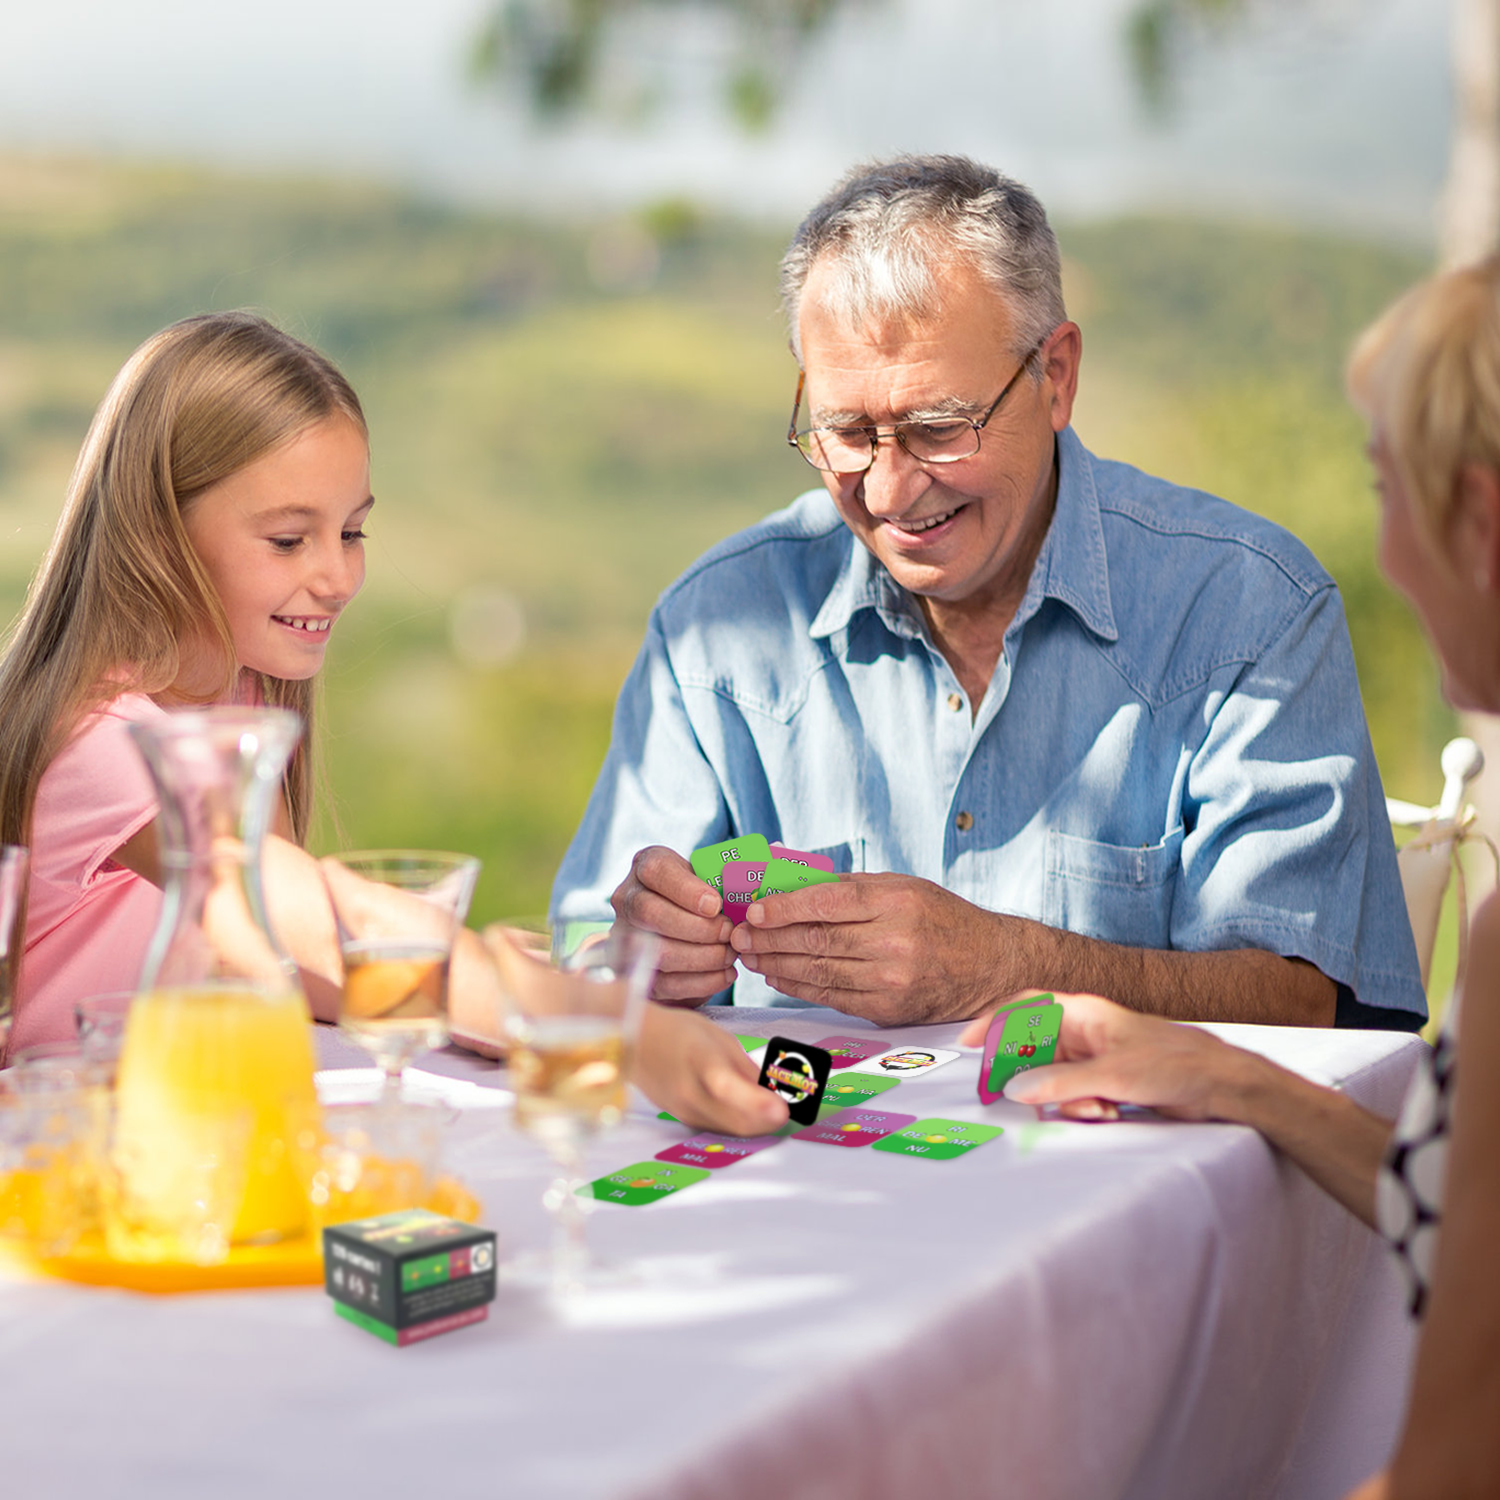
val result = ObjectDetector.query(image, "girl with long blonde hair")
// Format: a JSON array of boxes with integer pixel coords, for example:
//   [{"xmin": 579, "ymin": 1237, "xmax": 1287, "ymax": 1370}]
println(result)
[
  {"xmin": 0, "ymin": 311, "xmax": 370, "ymax": 1051},
  {"xmin": 0, "ymin": 309, "xmax": 796, "ymax": 1141}
]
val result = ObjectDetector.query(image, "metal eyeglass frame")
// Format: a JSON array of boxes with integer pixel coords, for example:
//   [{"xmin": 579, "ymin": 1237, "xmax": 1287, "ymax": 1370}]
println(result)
[{"xmin": 785, "ymin": 336, "xmax": 1048, "ymax": 474}]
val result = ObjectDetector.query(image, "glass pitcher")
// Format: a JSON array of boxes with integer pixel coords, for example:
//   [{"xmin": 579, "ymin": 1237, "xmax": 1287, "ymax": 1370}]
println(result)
[{"xmin": 111, "ymin": 707, "xmax": 319, "ymax": 1253}]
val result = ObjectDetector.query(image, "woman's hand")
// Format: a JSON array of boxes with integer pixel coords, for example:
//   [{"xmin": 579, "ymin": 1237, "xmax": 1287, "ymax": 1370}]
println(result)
[{"xmin": 958, "ymin": 991, "xmax": 1252, "ymax": 1121}]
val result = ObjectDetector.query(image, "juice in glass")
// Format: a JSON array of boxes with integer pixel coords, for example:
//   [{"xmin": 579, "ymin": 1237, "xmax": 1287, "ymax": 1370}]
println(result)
[{"xmin": 113, "ymin": 986, "xmax": 317, "ymax": 1248}]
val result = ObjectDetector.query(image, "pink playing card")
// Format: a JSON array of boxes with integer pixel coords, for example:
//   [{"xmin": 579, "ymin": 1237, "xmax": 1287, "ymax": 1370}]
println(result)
[
  {"xmin": 655, "ymin": 1130, "xmax": 785, "ymax": 1169},
  {"xmin": 767, "ymin": 844, "xmax": 836, "ymax": 872},
  {"xmin": 813, "ymin": 1034, "xmax": 891, "ymax": 1070},
  {"xmin": 721, "ymin": 861, "xmax": 766, "ymax": 925},
  {"xmin": 792, "ymin": 1107, "xmax": 918, "ymax": 1147}
]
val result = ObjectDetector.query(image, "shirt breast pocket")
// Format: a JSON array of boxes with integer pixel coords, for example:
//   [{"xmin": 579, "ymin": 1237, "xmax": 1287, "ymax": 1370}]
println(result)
[{"xmin": 1043, "ymin": 826, "xmax": 1184, "ymax": 949}]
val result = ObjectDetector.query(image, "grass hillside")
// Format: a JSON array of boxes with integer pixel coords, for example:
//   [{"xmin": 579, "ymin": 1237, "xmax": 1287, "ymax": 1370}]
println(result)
[{"xmin": 0, "ymin": 155, "xmax": 1443, "ymax": 926}]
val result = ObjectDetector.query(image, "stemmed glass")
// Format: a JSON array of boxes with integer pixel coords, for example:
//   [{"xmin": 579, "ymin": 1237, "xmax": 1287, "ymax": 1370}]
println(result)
[
  {"xmin": 321, "ymin": 850, "xmax": 481, "ymax": 1103},
  {"xmin": 484, "ymin": 921, "xmax": 659, "ymax": 1293},
  {"xmin": 0, "ymin": 845, "xmax": 30, "ymax": 1064}
]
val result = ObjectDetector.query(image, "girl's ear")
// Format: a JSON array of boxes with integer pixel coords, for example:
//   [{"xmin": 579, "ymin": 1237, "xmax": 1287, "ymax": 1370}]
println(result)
[{"xmin": 1452, "ymin": 463, "xmax": 1500, "ymax": 593}]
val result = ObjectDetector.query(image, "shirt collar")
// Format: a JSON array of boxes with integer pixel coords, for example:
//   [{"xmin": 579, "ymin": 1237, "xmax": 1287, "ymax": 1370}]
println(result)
[{"xmin": 808, "ymin": 427, "xmax": 1118, "ymax": 647}]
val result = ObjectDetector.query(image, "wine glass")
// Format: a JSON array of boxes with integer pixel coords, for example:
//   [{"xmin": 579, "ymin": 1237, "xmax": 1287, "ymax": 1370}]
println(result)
[
  {"xmin": 0, "ymin": 845, "xmax": 29, "ymax": 1064},
  {"xmin": 484, "ymin": 922, "xmax": 659, "ymax": 1293},
  {"xmin": 322, "ymin": 850, "xmax": 481, "ymax": 1102}
]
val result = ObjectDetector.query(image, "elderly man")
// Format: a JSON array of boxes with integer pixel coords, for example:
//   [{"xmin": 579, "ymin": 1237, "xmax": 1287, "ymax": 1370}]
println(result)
[{"xmin": 554, "ymin": 154, "xmax": 1424, "ymax": 1031}]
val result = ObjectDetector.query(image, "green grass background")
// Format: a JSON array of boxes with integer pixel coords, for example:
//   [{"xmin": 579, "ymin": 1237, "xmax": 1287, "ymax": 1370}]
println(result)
[{"xmin": 0, "ymin": 156, "xmax": 1455, "ymax": 967}]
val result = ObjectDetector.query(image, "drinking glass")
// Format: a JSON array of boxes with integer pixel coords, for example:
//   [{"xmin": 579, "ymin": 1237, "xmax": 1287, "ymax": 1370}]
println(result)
[
  {"xmin": 0, "ymin": 845, "xmax": 30, "ymax": 1063},
  {"xmin": 322, "ymin": 851, "xmax": 482, "ymax": 1101},
  {"xmin": 74, "ymin": 991, "xmax": 138, "ymax": 1060},
  {"xmin": 485, "ymin": 922, "xmax": 659, "ymax": 1292},
  {"xmin": 0, "ymin": 1076, "xmax": 107, "ymax": 1257}
]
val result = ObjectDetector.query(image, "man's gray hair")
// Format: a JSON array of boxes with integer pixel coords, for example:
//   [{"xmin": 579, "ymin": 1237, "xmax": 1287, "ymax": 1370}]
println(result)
[{"xmin": 780, "ymin": 154, "xmax": 1066, "ymax": 367}]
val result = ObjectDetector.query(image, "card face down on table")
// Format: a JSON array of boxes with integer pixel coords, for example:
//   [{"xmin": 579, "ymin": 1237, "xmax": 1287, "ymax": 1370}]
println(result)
[{"xmin": 977, "ymin": 996, "xmax": 1062, "ymax": 1105}]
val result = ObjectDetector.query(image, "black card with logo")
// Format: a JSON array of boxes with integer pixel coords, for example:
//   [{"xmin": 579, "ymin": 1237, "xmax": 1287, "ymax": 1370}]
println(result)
[{"xmin": 756, "ymin": 1037, "xmax": 832, "ymax": 1126}]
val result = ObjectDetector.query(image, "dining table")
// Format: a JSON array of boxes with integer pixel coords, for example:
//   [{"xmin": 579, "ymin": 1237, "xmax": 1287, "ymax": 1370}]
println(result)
[{"xmin": 0, "ymin": 1004, "xmax": 1424, "ymax": 1500}]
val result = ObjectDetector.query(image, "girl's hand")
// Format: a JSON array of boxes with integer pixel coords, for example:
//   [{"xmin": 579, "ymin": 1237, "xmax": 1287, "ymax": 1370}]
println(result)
[
  {"xmin": 634, "ymin": 1004, "xmax": 790, "ymax": 1137},
  {"xmin": 959, "ymin": 992, "xmax": 1255, "ymax": 1122}
]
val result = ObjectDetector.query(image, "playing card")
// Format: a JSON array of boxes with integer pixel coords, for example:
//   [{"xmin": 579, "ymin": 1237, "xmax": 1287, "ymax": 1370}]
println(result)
[
  {"xmin": 721, "ymin": 861, "xmax": 767, "ymax": 925},
  {"xmin": 844, "ymin": 1046, "xmax": 962, "ymax": 1079},
  {"xmin": 871, "ymin": 1118, "xmax": 1005, "ymax": 1160},
  {"xmin": 756, "ymin": 1036, "xmax": 832, "ymax": 1125},
  {"xmin": 579, "ymin": 1161, "xmax": 710, "ymax": 1205},
  {"xmin": 655, "ymin": 1130, "xmax": 786, "ymax": 1169},
  {"xmin": 977, "ymin": 996, "xmax": 1063, "ymax": 1105},
  {"xmin": 767, "ymin": 844, "xmax": 836, "ymax": 873},
  {"xmin": 732, "ymin": 1034, "xmax": 767, "ymax": 1052},
  {"xmin": 814, "ymin": 1034, "xmax": 890, "ymax": 1069},
  {"xmin": 793, "ymin": 1107, "xmax": 918, "ymax": 1147},
  {"xmin": 690, "ymin": 834, "xmax": 771, "ymax": 896},
  {"xmin": 817, "ymin": 1073, "xmax": 902, "ymax": 1114},
  {"xmin": 754, "ymin": 857, "xmax": 840, "ymax": 899}
]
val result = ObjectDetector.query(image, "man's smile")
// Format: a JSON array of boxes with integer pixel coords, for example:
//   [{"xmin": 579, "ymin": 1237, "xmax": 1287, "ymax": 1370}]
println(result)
[{"xmin": 886, "ymin": 505, "xmax": 965, "ymax": 536}]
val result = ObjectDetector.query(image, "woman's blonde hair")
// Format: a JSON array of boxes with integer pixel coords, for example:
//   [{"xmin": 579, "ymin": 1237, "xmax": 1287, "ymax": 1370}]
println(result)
[
  {"xmin": 1347, "ymin": 253, "xmax": 1500, "ymax": 541},
  {"xmin": 0, "ymin": 311, "xmax": 366, "ymax": 852}
]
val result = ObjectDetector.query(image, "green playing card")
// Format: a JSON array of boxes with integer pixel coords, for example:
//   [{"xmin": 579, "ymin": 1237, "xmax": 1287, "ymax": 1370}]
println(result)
[
  {"xmin": 871, "ymin": 1118, "xmax": 1005, "ymax": 1160},
  {"xmin": 733, "ymin": 1034, "xmax": 766, "ymax": 1052},
  {"xmin": 690, "ymin": 835, "xmax": 771, "ymax": 895},
  {"xmin": 578, "ymin": 1161, "xmax": 710, "ymax": 1205},
  {"xmin": 754, "ymin": 857, "xmax": 840, "ymax": 898},
  {"xmin": 816, "ymin": 1073, "xmax": 901, "ymax": 1117}
]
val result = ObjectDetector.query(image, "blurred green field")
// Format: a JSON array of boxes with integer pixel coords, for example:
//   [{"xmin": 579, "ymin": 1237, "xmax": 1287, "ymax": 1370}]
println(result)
[{"xmin": 0, "ymin": 154, "xmax": 1451, "ymax": 928}]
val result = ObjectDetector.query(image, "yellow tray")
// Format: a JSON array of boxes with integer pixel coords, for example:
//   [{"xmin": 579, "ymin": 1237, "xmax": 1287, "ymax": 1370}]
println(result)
[{"xmin": 3, "ymin": 1232, "xmax": 325, "ymax": 1293}]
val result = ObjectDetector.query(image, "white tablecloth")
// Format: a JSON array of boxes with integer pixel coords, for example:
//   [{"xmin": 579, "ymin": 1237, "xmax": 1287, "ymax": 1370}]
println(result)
[{"xmin": 0, "ymin": 1008, "xmax": 1422, "ymax": 1500}]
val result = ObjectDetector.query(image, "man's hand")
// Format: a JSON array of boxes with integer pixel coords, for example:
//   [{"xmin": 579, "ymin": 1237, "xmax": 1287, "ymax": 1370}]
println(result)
[
  {"xmin": 729, "ymin": 873, "xmax": 1011, "ymax": 1024},
  {"xmin": 610, "ymin": 845, "xmax": 737, "ymax": 1006},
  {"xmin": 960, "ymin": 992, "xmax": 1252, "ymax": 1122},
  {"xmin": 634, "ymin": 1004, "xmax": 790, "ymax": 1136}
]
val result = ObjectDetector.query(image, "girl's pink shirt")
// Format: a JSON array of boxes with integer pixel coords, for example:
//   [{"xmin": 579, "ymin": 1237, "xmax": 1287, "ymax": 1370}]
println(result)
[{"xmin": 11, "ymin": 693, "xmax": 170, "ymax": 1050}]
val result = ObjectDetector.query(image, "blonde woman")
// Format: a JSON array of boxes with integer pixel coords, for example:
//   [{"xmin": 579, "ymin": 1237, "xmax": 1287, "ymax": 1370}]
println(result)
[
  {"xmin": 0, "ymin": 311, "xmax": 785, "ymax": 1137},
  {"xmin": 966, "ymin": 258, "xmax": 1500, "ymax": 1497}
]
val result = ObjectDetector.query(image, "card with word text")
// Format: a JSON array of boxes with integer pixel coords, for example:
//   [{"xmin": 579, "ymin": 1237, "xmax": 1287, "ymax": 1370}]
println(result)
[
  {"xmin": 767, "ymin": 844, "xmax": 836, "ymax": 872},
  {"xmin": 655, "ymin": 1131, "xmax": 786, "ymax": 1170},
  {"xmin": 845, "ymin": 1046, "xmax": 962, "ymax": 1079},
  {"xmin": 721, "ymin": 861, "xmax": 765, "ymax": 925},
  {"xmin": 817, "ymin": 1073, "xmax": 902, "ymax": 1114},
  {"xmin": 579, "ymin": 1161, "xmax": 710, "ymax": 1206},
  {"xmin": 756, "ymin": 857, "xmax": 840, "ymax": 900},
  {"xmin": 977, "ymin": 997, "xmax": 1062, "ymax": 1105},
  {"xmin": 757, "ymin": 1037, "xmax": 832, "ymax": 1126},
  {"xmin": 814, "ymin": 1034, "xmax": 891, "ymax": 1069},
  {"xmin": 871, "ymin": 1118, "xmax": 1005, "ymax": 1160},
  {"xmin": 793, "ymin": 1107, "xmax": 918, "ymax": 1148},
  {"xmin": 690, "ymin": 835, "xmax": 771, "ymax": 897}
]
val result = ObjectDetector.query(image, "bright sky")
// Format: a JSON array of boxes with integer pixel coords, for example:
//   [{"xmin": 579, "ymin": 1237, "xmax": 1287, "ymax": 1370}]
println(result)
[{"xmin": 0, "ymin": 0, "xmax": 1450, "ymax": 237}]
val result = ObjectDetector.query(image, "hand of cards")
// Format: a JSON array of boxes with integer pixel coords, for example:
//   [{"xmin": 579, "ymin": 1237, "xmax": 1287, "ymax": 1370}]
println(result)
[{"xmin": 689, "ymin": 835, "xmax": 839, "ymax": 924}]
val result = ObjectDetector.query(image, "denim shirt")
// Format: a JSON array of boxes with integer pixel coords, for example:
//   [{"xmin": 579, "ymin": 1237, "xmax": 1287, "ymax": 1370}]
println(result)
[{"xmin": 555, "ymin": 428, "xmax": 1425, "ymax": 1023}]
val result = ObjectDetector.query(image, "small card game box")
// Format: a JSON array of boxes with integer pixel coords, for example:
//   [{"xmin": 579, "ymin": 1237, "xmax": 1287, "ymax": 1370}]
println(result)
[{"xmin": 323, "ymin": 1209, "xmax": 497, "ymax": 1347}]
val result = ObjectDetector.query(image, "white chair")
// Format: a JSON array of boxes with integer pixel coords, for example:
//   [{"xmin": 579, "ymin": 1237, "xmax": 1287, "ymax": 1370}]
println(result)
[{"xmin": 1387, "ymin": 737, "xmax": 1496, "ymax": 990}]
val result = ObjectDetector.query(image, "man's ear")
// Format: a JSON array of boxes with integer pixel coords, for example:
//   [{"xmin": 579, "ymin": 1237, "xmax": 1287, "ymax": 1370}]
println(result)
[
  {"xmin": 1451, "ymin": 463, "xmax": 1500, "ymax": 592},
  {"xmin": 1043, "ymin": 322, "xmax": 1082, "ymax": 433}
]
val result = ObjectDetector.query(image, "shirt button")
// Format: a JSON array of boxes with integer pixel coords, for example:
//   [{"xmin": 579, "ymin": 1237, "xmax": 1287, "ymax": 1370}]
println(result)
[
  {"xmin": 946, "ymin": 693, "xmax": 963, "ymax": 712},
  {"xmin": 955, "ymin": 811, "xmax": 974, "ymax": 832}
]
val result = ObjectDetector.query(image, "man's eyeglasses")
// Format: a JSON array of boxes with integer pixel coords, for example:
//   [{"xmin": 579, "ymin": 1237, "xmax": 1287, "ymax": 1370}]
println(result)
[{"xmin": 786, "ymin": 339, "xmax": 1046, "ymax": 475}]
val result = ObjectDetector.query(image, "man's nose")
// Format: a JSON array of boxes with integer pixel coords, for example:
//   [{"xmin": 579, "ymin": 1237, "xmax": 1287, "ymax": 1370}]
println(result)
[{"xmin": 855, "ymin": 432, "xmax": 930, "ymax": 517}]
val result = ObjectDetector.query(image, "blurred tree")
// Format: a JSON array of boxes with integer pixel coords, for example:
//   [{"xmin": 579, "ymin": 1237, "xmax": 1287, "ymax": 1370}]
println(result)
[{"xmin": 468, "ymin": 0, "xmax": 864, "ymax": 133}]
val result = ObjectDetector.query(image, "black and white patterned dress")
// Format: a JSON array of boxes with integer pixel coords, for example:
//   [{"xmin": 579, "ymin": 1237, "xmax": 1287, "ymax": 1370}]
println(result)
[{"xmin": 1374, "ymin": 995, "xmax": 1458, "ymax": 1318}]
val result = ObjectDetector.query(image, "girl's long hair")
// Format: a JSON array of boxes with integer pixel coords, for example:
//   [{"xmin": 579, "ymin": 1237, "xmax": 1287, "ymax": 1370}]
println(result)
[{"xmin": 0, "ymin": 311, "xmax": 366, "ymax": 853}]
